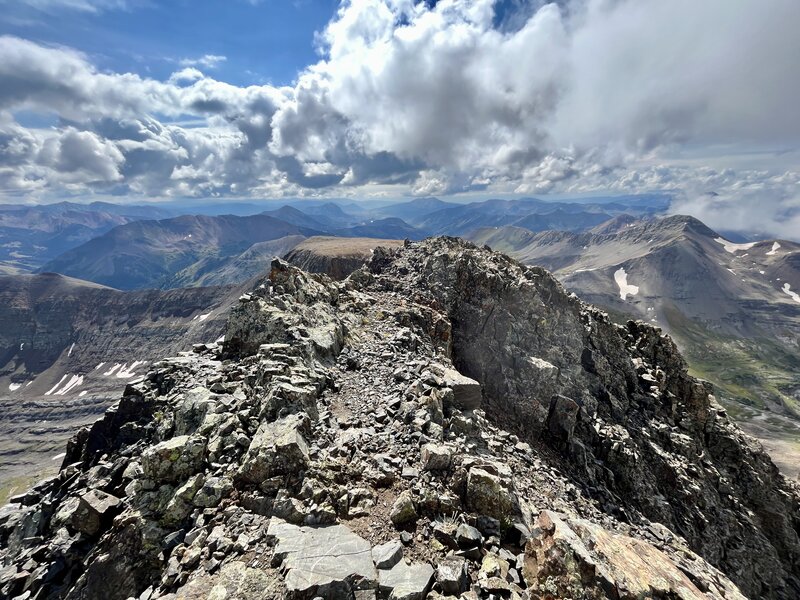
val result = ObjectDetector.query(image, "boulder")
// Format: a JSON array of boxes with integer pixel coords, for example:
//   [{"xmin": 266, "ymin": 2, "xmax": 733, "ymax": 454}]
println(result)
[
  {"xmin": 163, "ymin": 474, "xmax": 204, "ymax": 524},
  {"xmin": 389, "ymin": 491, "xmax": 417, "ymax": 526},
  {"xmin": 238, "ymin": 414, "xmax": 309, "ymax": 482},
  {"xmin": 440, "ymin": 368, "xmax": 481, "ymax": 411},
  {"xmin": 141, "ymin": 435, "xmax": 206, "ymax": 483},
  {"xmin": 479, "ymin": 554, "xmax": 509, "ymax": 580},
  {"xmin": 169, "ymin": 561, "xmax": 281, "ymax": 599},
  {"xmin": 522, "ymin": 511, "xmax": 746, "ymax": 600},
  {"xmin": 466, "ymin": 467, "xmax": 515, "ymax": 521},
  {"xmin": 372, "ymin": 540, "xmax": 403, "ymax": 570},
  {"xmin": 70, "ymin": 490, "xmax": 121, "ymax": 536},
  {"xmin": 193, "ymin": 476, "xmax": 233, "ymax": 508},
  {"xmin": 436, "ymin": 556, "xmax": 469, "ymax": 595},
  {"xmin": 421, "ymin": 444, "xmax": 452, "ymax": 471},
  {"xmin": 173, "ymin": 386, "xmax": 214, "ymax": 436},
  {"xmin": 378, "ymin": 560, "xmax": 434, "ymax": 600},
  {"xmin": 455, "ymin": 523, "xmax": 482, "ymax": 549}
]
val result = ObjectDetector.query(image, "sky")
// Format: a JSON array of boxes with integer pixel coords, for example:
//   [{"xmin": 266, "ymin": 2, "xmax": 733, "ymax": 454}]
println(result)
[{"xmin": 0, "ymin": 0, "xmax": 799, "ymax": 236}]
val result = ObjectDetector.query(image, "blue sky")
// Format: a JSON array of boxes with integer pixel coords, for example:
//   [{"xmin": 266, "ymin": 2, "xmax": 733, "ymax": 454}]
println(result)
[
  {"xmin": 0, "ymin": 0, "xmax": 339, "ymax": 86},
  {"xmin": 0, "ymin": 0, "xmax": 798, "ymax": 237}
]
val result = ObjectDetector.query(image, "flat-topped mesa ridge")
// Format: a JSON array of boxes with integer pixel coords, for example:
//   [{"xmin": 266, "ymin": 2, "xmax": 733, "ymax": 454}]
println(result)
[
  {"xmin": 284, "ymin": 236, "xmax": 405, "ymax": 281},
  {"xmin": 1, "ymin": 237, "xmax": 798, "ymax": 600}
]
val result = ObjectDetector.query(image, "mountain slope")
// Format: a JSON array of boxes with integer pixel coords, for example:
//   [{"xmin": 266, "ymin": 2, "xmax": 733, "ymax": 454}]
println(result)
[
  {"xmin": 159, "ymin": 235, "xmax": 307, "ymax": 289},
  {"xmin": 0, "ymin": 202, "xmax": 171, "ymax": 273},
  {"xmin": 469, "ymin": 216, "xmax": 800, "ymax": 471},
  {"xmin": 41, "ymin": 214, "xmax": 322, "ymax": 290},
  {"xmin": 1, "ymin": 238, "xmax": 798, "ymax": 599},
  {"xmin": 0, "ymin": 272, "xmax": 244, "ymax": 497},
  {"xmin": 333, "ymin": 216, "xmax": 425, "ymax": 240}
]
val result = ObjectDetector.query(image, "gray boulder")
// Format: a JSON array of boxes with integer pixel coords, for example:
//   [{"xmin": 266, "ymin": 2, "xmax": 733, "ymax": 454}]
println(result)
[
  {"xmin": 436, "ymin": 556, "xmax": 469, "ymax": 595},
  {"xmin": 372, "ymin": 540, "xmax": 403, "ymax": 570},
  {"xmin": 421, "ymin": 444, "xmax": 452, "ymax": 471},
  {"xmin": 389, "ymin": 491, "xmax": 417, "ymax": 526},
  {"xmin": 238, "ymin": 413, "xmax": 309, "ymax": 482},
  {"xmin": 70, "ymin": 490, "xmax": 121, "ymax": 536},
  {"xmin": 466, "ymin": 467, "xmax": 516, "ymax": 521},
  {"xmin": 456, "ymin": 523, "xmax": 483, "ymax": 549},
  {"xmin": 193, "ymin": 476, "xmax": 233, "ymax": 508},
  {"xmin": 440, "ymin": 368, "xmax": 481, "ymax": 411},
  {"xmin": 141, "ymin": 435, "xmax": 207, "ymax": 483}
]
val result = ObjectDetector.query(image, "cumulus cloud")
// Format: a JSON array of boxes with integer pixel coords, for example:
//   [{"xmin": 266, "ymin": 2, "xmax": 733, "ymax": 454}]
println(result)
[{"xmin": 0, "ymin": 0, "xmax": 799, "ymax": 236}]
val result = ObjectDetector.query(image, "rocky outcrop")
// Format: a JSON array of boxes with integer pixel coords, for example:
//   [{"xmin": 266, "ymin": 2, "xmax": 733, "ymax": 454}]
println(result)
[
  {"xmin": 523, "ymin": 510, "xmax": 745, "ymax": 600},
  {"xmin": 285, "ymin": 236, "xmax": 404, "ymax": 280},
  {"xmin": 1, "ymin": 238, "xmax": 798, "ymax": 600}
]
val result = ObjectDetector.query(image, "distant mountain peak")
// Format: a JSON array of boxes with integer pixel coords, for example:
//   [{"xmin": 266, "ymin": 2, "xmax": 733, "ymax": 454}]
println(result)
[{"xmin": 656, "ymin": 214, "xmax": 719, "ymax": 237}]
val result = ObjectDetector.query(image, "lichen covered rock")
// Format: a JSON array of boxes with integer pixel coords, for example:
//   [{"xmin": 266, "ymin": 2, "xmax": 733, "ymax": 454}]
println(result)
[{"xmin": 141, "ymin": 435, "xmax": 207, "ymax": 483}]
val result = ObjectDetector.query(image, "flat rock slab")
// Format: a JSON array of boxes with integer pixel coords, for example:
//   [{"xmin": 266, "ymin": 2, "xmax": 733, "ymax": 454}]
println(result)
[
  {"xmin": 379, "ymin": 560, "xmax": 434, "ymax": 600},
  {"xmin": 372, "ymin": 540, "xmax": 403, "ymax": 569},
  {"xmin": 167, "ymin": 561, "xmax": 281, "ymax": 599},
  {"xmin": 268, "ymin": 518, "xmax": 377, "ymax": 599}
]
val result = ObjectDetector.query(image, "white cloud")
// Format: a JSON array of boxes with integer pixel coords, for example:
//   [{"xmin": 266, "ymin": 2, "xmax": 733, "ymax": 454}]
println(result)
[
  {"xmin": 179, "ymin": 54, "xmax": 228, "ymax": 70},
  {"xmin": 168, "ymin": 68, "xmax": 205, "ymax": 85},
  {"xmin": 0, "ymin": 1, "xmax": 799, "ymax": 236}
]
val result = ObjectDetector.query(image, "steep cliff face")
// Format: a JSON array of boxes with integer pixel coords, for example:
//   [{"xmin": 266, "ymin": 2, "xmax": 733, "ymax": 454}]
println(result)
[{"xmin": 1, "ymin": 238, "xmax": 797, "ymax": 600}]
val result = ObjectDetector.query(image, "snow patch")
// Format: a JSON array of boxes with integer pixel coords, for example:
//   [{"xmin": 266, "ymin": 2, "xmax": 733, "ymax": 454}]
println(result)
[
  {"xmin": 614, "ymin": 268, "xmax": 639, "ymax": 301},
  {"xmin": 52, "ymin": 452, "xmax": 66, "ymax": 461},
  {"xmin": 67, "ymin": 342, "xmax": 75, "ymax": 357},
  {"xmin": 714, "ymin": 237, "xmax": 757, "ymax": 254},
  {"xmin": 56, "ymin": 375, "xmax": 84, "ymax": 395},
  {"xmin": 103, "ymin": 363, "xmax": 121, "ymax": 377},
  {"xmin": 9, "ymin": 383, "xmax": 21, "ymax": 391},
  {"xmin": 79, "ymin": 390, "xmax": 87, "ymax": 397},
  {"xmin": 117, "ymin": 361, "xmax": 145, "ymax": 378},
  {"xmin": 45, "ymin": 374, "xmax": 68, "ymax": 396},
  {"xmin": 783, "ymin": 283, "xmax": 800, "ymax": 304},
  {"xmin": 198, "ymin": 312, "xmax": 211, "ymax": 322},
  {"xmin": 95, "ymin": 362, "xmax": 105, "ymax": 370},
  {"xmin": 767, "ymin": 242, "xmax": 781, "ymax": 256}
]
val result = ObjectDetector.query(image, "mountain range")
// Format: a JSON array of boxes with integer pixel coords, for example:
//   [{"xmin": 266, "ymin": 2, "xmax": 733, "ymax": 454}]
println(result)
[
  {"xmin": 2, "ymin": 194, "xmax": 800, "ymax": 496},
  {"xmin": 1, "ymin": 239, "xmax": 798, "ymax": 599},
  {"xmin": 26, "ymin": 195, "xmax": 671, "ymax": 289},
  {"xmin": 0, "ymin": 201, "xmax": 173, "ymax": 274}
]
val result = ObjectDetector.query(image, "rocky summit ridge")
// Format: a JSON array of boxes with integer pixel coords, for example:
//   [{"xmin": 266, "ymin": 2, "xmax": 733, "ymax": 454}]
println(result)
[{"xmin": 1, "ymin": 237, "xmax": 798, "ymax": 600}]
